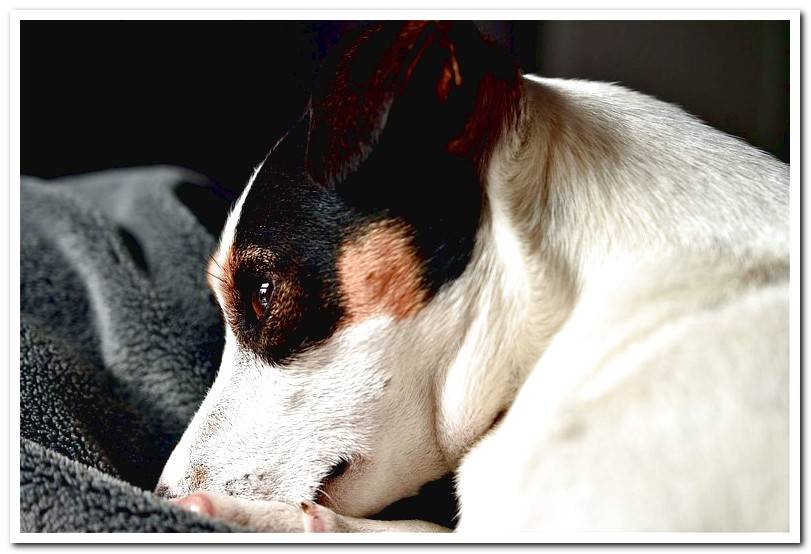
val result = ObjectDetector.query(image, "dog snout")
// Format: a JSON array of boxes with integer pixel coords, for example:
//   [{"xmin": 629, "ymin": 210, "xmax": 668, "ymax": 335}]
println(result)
[
  {"xmin": 156, "ymin": 462, "xmax": 212, "ymax": 496},
  {"xmin": 188, "ymin": 463, "xmax": 210, "ymax": 489},
  {"xmin": 155, "ymin": 441, "xmax": 194, "ymax": 499},
  {"xmin": 154, "ymin": 480, "xmax": 183, "ymax": 500}
]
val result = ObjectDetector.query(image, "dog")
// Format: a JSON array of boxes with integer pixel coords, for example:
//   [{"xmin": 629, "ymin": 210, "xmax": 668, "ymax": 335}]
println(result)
[{"xmin": 155, "ymin": 21, "xmax": 790, "ymax": 533}]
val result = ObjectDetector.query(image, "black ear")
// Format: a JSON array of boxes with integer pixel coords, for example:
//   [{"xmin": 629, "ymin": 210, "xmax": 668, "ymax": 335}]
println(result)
[
  {"xmin": 301, "ymin": 21, "xmax": 522, "ymax": 294},
  {"xmin": 306, "ymin": 21, "xmax": 522, "ymax": 188}
]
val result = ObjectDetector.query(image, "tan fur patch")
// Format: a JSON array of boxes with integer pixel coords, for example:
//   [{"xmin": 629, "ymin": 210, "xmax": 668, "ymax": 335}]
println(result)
[
  {"xmin": 338, "ymin": 221, "xmax": 427, "ymax": 323},
  {"xmin": 188, "ymin": 464, "xmax": 209, "ymax": 489}
]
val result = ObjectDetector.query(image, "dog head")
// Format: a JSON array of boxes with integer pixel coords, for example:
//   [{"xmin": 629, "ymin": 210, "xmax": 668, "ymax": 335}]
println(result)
[{"xmin": 156, "ymin": 21, "xmax": 522, "ymax": 517}]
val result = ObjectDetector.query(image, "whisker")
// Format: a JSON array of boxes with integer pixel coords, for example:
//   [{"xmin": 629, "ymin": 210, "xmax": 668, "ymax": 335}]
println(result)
[
  {"xmin": 206, "ymin": 270, "xmax": 225, "ymax": 284},
  {"xmin": 316, "ymin": 487, "xmax": 340, "ymax": 511},
  {"xmin": 208, "ymin": 254, "xmax": 223, "ymax": 269}
]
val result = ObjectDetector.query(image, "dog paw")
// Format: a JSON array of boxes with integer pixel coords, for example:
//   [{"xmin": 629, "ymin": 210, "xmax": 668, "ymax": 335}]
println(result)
[
  {"xmin": 169, "ymin": 492, "xmax": 338, "ymax": 532},
  {"xmin": 299, "ymin": 500, "xmax": 338, "ymax": 532}
]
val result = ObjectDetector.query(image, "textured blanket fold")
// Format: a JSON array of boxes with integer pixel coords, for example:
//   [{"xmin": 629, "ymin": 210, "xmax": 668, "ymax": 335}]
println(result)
[{"xmin": 20, "ymin": 166, "xmax": 244, "ymax": 532}]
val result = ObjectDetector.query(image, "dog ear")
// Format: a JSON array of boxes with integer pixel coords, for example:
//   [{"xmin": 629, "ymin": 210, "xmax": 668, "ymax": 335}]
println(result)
[
  {"xmin": 302, "ymin": 22, "xmax": 522, "ymax": 294},
  {"xmin": 305, "ymin": 21, "xmax": 522, "ymax": 189}
]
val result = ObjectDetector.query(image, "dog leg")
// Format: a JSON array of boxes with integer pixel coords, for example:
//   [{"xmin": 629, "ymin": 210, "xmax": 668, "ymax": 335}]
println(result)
[
  {"xmin": 300, "ymin": 501, "xmax": 451, "ymax": 532},
  {"xmin": 171, "ymin": 493, "xmax": 451, "ymax": 533}
]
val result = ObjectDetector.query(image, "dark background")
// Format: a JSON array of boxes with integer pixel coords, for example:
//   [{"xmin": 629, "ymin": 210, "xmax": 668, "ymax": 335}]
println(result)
[{"xmin": 22, "ymin": 20, "xmax": 790, "ymax": 198}]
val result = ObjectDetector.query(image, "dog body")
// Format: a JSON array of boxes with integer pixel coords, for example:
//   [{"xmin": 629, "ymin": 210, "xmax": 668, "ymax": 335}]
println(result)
[
  {"xmin": 157, "ymin": 23, "xmax": 789, "ymax": 533},
  {"xmin": 451, "ymin": 75, "xmax": 789, "ymax": 532}
]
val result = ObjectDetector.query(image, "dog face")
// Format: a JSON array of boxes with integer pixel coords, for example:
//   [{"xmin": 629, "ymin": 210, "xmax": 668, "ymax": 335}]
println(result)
[{"xmin": 156, "ymin": 21, "xmax": 521, "ymax": 517}]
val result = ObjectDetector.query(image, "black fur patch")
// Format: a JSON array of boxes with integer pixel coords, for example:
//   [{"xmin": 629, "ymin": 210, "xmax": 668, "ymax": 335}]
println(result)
[
  {"xmin": 223, "ymin": 21, "xmax": 521, "ymax": 364},
  {"xmin": 229, "ymin": 119, "xmax": 350, "ymax": 364}
]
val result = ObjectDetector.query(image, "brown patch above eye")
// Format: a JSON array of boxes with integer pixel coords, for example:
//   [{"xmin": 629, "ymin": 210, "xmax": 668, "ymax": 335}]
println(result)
[{"xmin": 337, "ymin": 221, "xmax": 427, "ymax": 324}]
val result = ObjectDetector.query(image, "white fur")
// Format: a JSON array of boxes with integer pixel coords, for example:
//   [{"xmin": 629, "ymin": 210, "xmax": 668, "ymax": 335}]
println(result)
[
  {"xmin": 211, "ymin": 129, "xmax": 291, "ymax": 275},
  {"xmin": 158, "ymin": 75, "xmax": 789, "ymax": 532}
]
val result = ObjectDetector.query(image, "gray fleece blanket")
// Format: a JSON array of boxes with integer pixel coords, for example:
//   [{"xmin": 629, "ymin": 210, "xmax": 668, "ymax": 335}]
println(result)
[
  {"xmin": 19, "ymin": 166, "xmax": 456, "ymax": 533},
  {"xmin": 20, "ymin": 167, "xmax": 243, "ymax": 532}
]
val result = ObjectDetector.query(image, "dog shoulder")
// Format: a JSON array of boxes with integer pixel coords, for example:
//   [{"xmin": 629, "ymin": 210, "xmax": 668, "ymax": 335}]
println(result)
[{"xmin": 455, "ymin": 265, "xmax": 789, "ymax": 532}]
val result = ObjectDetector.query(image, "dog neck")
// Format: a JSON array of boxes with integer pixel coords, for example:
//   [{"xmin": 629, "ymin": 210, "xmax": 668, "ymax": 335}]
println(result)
[
  {"xmin": 430, "ymin": 80, "xmax": 579, "ymax": 466},
  {"xmin": 430, "ymin": 73, "xmax": 789, "ymax": 467}
]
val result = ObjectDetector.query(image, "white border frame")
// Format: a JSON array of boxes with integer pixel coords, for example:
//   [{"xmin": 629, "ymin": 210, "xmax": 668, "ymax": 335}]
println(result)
[{"xmin": 8, "ymin": 9, "xmax": 801, "ymax": 545}]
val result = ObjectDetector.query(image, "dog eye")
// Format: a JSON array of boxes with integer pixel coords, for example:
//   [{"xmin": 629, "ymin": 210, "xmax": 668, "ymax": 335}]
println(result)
[{"xmin": 251, "ymin": 281, "xmax": 274, "ymax": 319}]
